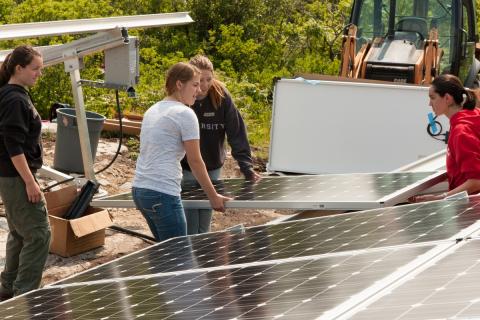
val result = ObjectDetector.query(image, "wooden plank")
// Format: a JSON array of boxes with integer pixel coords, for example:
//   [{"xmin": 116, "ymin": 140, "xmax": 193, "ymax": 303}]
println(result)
[
  {"xmin": 103, "ymin": 120, "xmax": 141, "ymax": 135},
  {"xmin": 105, "ymin": 118, "xmax": 142, "ymax": 128}
]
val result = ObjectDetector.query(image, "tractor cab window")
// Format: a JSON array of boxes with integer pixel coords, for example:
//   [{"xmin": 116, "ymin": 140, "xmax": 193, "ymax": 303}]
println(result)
[
  {"xmin": 394, "ymin": 0, "xmax": 428, "ymax": 43},
  {"xmin": 356, "ymin": 0, "xmax": 390, "ymax": 47},
  {"xmin": 393, "ymin": 0, "xmax": 453, "ymax": 54},
  {"xmin": 425, "ymin": 0, "xmax": 454, "ymax": 75},
  {"xmin": 457, "ymin": 2, "xmax": 476, "ymax": 81},
  {"xmin": 354, "ymin": 0, "xmax": 455, "ymax": 75}
]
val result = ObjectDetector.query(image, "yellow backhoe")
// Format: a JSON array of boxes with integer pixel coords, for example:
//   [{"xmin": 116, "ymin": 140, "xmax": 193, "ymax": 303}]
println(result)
[{"xmin": 340, "ymin": 0, "xmax": 480, "ymax": 87}]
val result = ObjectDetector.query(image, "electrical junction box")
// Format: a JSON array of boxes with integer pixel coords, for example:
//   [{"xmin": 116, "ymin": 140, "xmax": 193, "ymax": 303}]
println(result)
[{"xmin": 104, "ymin": 36, "xmax": 139, "ymax": 88}]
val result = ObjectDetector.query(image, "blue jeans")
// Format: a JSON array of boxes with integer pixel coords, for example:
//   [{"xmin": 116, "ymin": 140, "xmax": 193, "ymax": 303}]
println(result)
[
  {"xmin": 132, "ymin": 187, "xmax": 186, "ymax": 242},
  {"xmin": 182, "ymin": 168, "xmax": 221, "ymax": 235}
]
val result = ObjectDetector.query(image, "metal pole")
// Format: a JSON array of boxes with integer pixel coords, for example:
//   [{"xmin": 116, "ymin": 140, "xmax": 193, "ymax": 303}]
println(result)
[{"xmin": 65, "ymin": 56, "xmax": 96, "ymax": 181}]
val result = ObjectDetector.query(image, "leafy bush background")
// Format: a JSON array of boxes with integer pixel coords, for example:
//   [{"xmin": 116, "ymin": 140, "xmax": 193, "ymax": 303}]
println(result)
[{"xmin": 1, "ymin": 0, "xmax": 358, "ymax": 155}]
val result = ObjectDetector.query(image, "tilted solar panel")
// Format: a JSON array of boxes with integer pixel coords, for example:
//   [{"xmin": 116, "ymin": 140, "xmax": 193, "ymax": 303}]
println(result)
[
  {"xmin": 1, "ymin": 245, "xmax": 434, "ymax": 320},
  {"xmin": 4, "ymin": 191, "xmax": 480, "ymax": 319},
  {"xmin": 55, "ymin": 198, "xmax": 480, "ymax": 285},
  {"xmin": 347, "ymin": 238, "xmax": 480, "ymax": 320},
  {"xmin": 91, "ymin": 172, "xmax": 446, "ymax": 210}
]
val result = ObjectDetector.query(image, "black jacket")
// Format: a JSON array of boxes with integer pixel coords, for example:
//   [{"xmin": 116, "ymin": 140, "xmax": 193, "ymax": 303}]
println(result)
[
  {"xmin": 0, "ymin": 84, "xmax": 43, "ymax": 176},
  {"xmin": 181, "ymin": 89, "xmax": 254, "ymax": 178}
]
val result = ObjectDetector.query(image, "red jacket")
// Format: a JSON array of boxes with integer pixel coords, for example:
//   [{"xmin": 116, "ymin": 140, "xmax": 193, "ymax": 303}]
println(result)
[{"xmin": 446, "ymin": 108, "xmax": 480, "ymax": 190}]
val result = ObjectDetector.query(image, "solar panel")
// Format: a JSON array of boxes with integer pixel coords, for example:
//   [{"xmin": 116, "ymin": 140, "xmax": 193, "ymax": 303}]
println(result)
[
  {"xmin": 54, "ymin": 197, "xmax": 480, "ymax": 286},
  {"xmin": 91, "ymin": 171, "xmax": 446, "ymax": 210},
  {"xmin": 0, "ymin": 245, "xmax": 434, "ymax": 320},
  {"xmin": 345, "ymin": 238, "xmax": 480, "ymax": 320}
]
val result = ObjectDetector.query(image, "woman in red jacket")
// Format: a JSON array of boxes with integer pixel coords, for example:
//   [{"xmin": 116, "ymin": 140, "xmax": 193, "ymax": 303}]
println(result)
[{"xmin": 411, "ymin": 74, "xmax": 480, "ymax": 202}]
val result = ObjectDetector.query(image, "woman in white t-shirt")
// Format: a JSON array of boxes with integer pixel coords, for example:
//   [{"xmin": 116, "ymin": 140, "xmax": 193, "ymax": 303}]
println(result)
[{"xmin": 132, "ymin": 62, "xmax": 230, "ymax": 241}]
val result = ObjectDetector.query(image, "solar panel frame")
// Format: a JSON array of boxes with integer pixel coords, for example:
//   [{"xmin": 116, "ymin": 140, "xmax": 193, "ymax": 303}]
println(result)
[{"xmin": 91, "ymin": 171, "xmax": 446, "ymax": 210}]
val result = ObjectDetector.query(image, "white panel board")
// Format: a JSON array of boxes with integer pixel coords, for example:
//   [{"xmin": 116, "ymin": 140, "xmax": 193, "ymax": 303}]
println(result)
[{"xmin": 268, "ymin": 79, "xmax": 449, "ymax": 174}]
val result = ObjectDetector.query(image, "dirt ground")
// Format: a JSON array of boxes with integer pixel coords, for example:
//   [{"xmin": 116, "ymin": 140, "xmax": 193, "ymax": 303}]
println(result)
[{"xmin": 38, "ymin": 132, "xmax": 291, "ymax": 286}]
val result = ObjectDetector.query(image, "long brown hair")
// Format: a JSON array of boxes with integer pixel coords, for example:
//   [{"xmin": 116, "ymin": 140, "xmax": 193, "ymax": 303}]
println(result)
[
  {"xmin": 164, "ymin": 62, "xmax": 200, "ymax": 96},
  {"xmin": 432, "ymin": 74, "xmax": 477, "ymax": 110},
  {"xmin": 189, "ymin": 55, "xmax": 225, "ymax": 109},
  {"xmin": 0, "ymin": 45, "xmax": 41, "ymax": 87}
]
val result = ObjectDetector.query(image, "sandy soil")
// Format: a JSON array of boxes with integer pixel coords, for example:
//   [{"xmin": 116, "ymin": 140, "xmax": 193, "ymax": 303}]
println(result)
[{"xmin": 38, "ymin": 134, "xmax": 290, "ymax": 286}]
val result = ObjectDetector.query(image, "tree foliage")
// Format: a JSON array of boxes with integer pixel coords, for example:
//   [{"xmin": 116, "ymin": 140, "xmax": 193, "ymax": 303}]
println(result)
[{"xmin": 0, "ymin": 0, "xmax": 355, "ymax": 151}]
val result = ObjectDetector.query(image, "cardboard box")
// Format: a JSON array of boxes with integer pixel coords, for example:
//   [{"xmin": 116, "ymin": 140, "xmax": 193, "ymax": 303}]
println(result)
[{"xmin": 45, "ymin": 185, "xmax": 112, "ymax": 257}]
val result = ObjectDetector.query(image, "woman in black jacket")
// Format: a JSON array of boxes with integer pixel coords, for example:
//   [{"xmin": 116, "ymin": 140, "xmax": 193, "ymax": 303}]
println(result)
[
  {"xmin": 181, "ymin": 55, "xmax": 260, "ymax": 235},
  {"xmin": 0, "ymin": 45, "xmax": 50, "ymax": 300}
]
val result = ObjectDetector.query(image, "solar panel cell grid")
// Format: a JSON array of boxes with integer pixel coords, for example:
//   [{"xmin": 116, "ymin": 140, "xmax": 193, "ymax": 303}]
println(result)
[
  {"xmin": 1, "ymin": 246, "xmax": 433, "ymax": 320},
  {"xmin": 350, "ymin": 238, "xmax": 480, "ymax": 319},
  {"xmin": 55, "ymin": 198, "xmax": 480, "ymax": 286},
  {"xmin": 181, "ymin": 173, "xmax": 437, "ymax": 202},
  {"xmin": 4, "ymin": 189, "xmax": 480, "ymax": 319}
]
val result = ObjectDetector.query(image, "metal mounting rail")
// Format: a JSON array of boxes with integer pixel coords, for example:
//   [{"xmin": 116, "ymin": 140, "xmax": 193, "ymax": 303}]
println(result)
[{"xmin": 0, "ymin": 12, "xmax": 193, "ymax": 40}]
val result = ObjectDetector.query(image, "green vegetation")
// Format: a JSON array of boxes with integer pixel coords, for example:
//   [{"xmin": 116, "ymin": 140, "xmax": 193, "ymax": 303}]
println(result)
[
  {"xmin": 1, "ymin": 0, "xmax": 350, "ymax": 157},
  {"xmin": 124, "ymin": 137, "xmax": 140, "ymax": 161}
]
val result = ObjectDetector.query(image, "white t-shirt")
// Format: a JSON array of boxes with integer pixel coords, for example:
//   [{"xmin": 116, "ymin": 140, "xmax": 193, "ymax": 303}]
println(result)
[{"xmin": 132, "ymin": 100, "xmax": 199, "ymax": 196}]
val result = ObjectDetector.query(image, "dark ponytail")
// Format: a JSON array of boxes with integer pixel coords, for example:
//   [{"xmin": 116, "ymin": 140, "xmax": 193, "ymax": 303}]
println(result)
[
  {"xmin": 463, "ymin": 88, "xmax": 477, "ymax": 110},
  {"xmin": 431, "ymin": 74, "xmax": 477, "ymax": 110},
  {"xmin": 0, "ymin": 54, "xmax": 13, "ymax": 87},
  {"xmin": 0, "ymin": 45, "xmax": 41, "ymax": 87}
]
